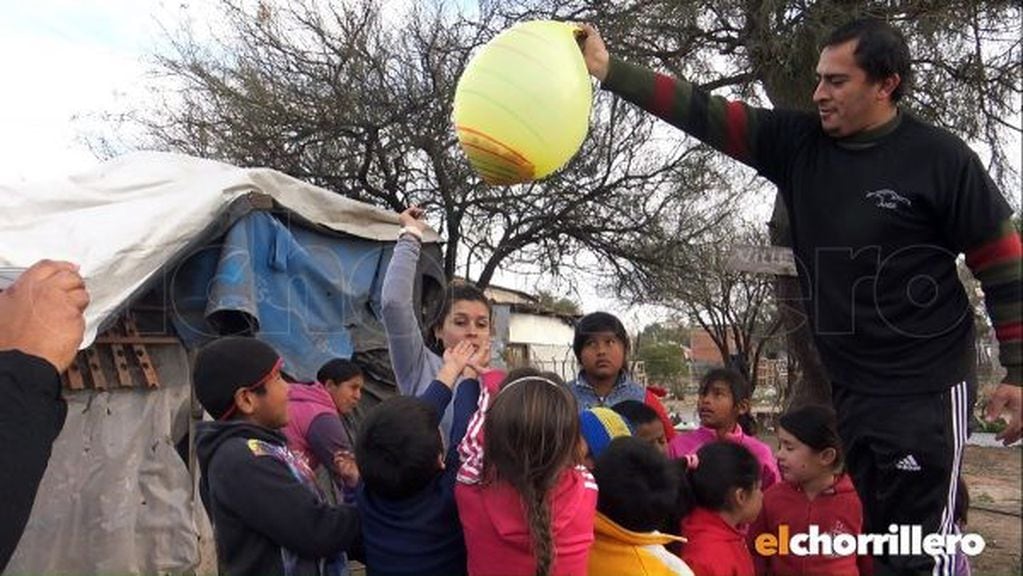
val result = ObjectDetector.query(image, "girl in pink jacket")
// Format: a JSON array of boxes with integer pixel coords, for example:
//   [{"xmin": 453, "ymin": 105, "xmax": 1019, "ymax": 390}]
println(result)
[
  {"xmin": 456, "ymin": 368, "xmax": 597, "ymax": 576},
  {"xmin": 668, "ymin": 368, "xmax": 779, "ymax": 490}
]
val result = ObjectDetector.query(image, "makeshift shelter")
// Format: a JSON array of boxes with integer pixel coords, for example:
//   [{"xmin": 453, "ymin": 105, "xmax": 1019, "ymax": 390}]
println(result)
[{"xmin": 0, "ymin": 152, "xmax": 443, "ymax": 574}]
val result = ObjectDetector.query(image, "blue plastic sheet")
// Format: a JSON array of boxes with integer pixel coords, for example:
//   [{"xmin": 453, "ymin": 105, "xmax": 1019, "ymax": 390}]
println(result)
[{"xmin": 170, "ymin": 212, "xmax": 395, "ymax": 380}]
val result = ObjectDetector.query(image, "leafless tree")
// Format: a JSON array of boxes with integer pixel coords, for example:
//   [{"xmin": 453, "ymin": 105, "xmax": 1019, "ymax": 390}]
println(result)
[
  {"xmin": 98, "ymin": 0, "xmax": 733, "ymax": 287},
  {"xmin": 639, "ymin": 215, "xmax": 784, "ymax": 389}
]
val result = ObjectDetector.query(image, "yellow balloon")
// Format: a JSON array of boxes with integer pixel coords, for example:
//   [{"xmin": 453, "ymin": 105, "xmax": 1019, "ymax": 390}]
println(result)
[{"xmin": 453, "ymin": 20, "xmax": 592, "ymax": 185}]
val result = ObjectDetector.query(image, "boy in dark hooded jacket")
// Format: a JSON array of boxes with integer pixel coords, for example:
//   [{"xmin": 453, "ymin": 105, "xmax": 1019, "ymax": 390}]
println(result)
[{"xmin": 193, "ymin": 336, "xmax": 360, "ymax": 576}]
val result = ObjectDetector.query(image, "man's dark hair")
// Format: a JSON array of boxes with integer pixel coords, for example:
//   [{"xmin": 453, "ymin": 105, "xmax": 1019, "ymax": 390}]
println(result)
[
  {"xmin": 611, "ymin": 399, "xmax": 659, "ymax": 427},
  {"xmin": 572, "ymin": 311, "xmax": 630, "ymax": 361},
  {"xmin": 593, "ymin": 437, "xmax": 678, "ymax": 533},
  {"xmin": 316, "ymin": 358, "xmax": 363, "ymax": 384},
  {"xmin": 355, "ymin": 396, "xmax": 442, "ymax": 499},
  {"xmin": 824, "ymin": 17, "xmax": 912, "ymax": 102}
]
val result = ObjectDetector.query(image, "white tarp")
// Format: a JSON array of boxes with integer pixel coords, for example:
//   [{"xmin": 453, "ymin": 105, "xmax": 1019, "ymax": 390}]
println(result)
[
  {"xmin": 0, "ymin": 151, "xmax": 438, "ymax": 347},
  {"xmin": 4, "ymin": 344, "xmax": 206, "ymax": 575}
]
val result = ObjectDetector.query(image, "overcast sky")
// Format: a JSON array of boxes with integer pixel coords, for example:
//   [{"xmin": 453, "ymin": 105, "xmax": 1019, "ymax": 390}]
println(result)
[{"xmin": 0, "ymin": 0, "xmax": 164, "ymax": 182}]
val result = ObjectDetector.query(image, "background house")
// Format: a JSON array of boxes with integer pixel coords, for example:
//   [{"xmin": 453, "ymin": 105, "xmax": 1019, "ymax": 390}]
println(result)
[{"xmin": 484, "ymin": 284, "xmax": 581, "ymax": 381}]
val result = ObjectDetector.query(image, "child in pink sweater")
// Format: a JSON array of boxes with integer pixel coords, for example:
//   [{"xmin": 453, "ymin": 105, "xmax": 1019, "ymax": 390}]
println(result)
[
  {"xmin": 456, "ymin": 368, "xmax": 597, "ymax": 576},
  {"xmin": 668, "ymin": 368, "xmax": 779, "ymax": 489}
]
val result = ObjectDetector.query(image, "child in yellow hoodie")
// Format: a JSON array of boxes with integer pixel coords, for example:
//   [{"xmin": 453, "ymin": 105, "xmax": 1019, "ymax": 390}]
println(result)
[{"xmin": 589, "ymin": 437, "xmax": 694, "ymax": 576}]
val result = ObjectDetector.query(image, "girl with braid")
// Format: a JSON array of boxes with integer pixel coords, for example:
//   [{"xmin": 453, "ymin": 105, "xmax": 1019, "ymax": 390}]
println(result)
[{"xmin": 456, "ymin": 368, "xmax": 598, "ymax": 576}]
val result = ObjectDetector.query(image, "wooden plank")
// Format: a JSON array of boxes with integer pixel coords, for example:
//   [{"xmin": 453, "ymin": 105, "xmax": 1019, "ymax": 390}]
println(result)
[
  {"xmin": 124, "ymin": 315, "xmax": 160, "ymax": 389},
  {"xmin": 134, "ymin": 347, "xmax": 160, "ymax": 389},
  {"xmin": 111, "ymin": 344, "xmax": 133, "ymax": 388},
  {"xmin": 65, "ymin": 354, "xmax": 85, "ymax": 391},
  {"xmin": 85, "ymin": 348, "xmax": 107, "ymax": 390},
  {"xmin": 726, "ymin": 245, "xmax": 797, "ymax": 277}
]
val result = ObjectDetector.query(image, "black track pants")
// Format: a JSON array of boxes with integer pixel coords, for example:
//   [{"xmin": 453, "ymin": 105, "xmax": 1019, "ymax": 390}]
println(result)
[{"xmin": 832, "ymin": 381, "xmax": 970, "ymax": 576}]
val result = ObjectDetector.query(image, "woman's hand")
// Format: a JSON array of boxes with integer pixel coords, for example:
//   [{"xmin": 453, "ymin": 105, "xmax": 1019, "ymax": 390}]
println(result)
[{"xmin": 398, "ymin": 206, "xmax": 427, "ymax": 234}]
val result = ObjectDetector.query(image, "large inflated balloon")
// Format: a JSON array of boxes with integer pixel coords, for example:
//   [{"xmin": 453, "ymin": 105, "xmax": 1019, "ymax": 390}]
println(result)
[{"xmin": 453, "ymin": 20, "xmax": 592, "ymax": 185}]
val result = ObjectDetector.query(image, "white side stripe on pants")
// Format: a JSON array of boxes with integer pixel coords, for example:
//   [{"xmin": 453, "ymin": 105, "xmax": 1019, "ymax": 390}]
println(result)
[{"xmin": 932, "ymin": 380, "xmax": 968, "ymax": 576}]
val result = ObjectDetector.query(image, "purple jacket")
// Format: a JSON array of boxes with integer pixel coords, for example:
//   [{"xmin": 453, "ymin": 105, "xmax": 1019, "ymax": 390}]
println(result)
[
  {"xmin": 282, "ymin": 383, "xmax": 347, "ymax": 471},
  {"xmin": 668, "ymin": 425, "xmax": 780, "ymax": 489}
]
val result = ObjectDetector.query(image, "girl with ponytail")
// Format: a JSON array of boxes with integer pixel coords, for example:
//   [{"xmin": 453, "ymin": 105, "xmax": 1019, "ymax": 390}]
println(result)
[
  {"xmin": 667, "ymin": 368, "xmax": 779, "ymax": 489},
  {"xmin": 456, "ymin": 368, "xmax": 597, "ymax": 576},
  {"xmin": 677, "ymin": 441, "xmax": 763, "ymax": 576}
]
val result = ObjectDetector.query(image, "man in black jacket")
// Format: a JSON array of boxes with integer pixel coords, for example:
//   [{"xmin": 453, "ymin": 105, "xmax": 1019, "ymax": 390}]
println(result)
[
  {"xmin": 579, "ymin": 17, "xmax": 1020, "ymax": 576},
  {"xmin": 193, "ymin": 336, "xmax": 360, "ymax": 576},
  {"xmin": 0, "ymin": 260, "xmax": 89, "ymax": 570}
]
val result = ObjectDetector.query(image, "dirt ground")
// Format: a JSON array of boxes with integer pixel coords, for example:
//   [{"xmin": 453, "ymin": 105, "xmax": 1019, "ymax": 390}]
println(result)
[{"xmin": 960, "ymin": 443, "xmax": 1022, "ymax": 575}]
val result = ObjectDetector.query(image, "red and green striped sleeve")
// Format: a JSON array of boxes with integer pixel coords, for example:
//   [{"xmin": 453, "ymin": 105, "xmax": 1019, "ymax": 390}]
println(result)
[
  {"xmin": 601, "ymin": 56, "xmax": 763, "ymax": 166},
  {"xmin": 965, "ymin": 220, "xmax": 1022, "ymax": 385}
]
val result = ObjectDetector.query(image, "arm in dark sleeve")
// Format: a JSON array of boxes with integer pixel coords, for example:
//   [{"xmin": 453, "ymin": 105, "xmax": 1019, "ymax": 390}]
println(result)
[
  {"xmin": 601, "ymin": 56, "xmax": 811, "ymax": 185},
  {"xmin": 965, "ymin": 220, "xmax": 1021, "ymax": 385},
  {"xmin": 0, "ymin": 351, "xmax": 68, "ymax": 570},
  {"xmin": 211, "ymin": 441, "xmax": 360, "ymax": 559},
  {"xmin": 418, "ymin": 379, "xmax": 454, "ymax": 417},
  {"xmin": 948, "ymin": 152, "xmax": 1020, "ymax": 384},
  {"xmin": 306, "ymin": 413, "xmax": 353, "ymax": 490},
  {"xmin": 446, "ymin": 378, "xmax": 481, "ymax": 472}
]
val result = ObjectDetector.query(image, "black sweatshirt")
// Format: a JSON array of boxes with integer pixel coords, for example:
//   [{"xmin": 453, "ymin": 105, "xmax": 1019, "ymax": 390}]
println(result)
[
  {"xmin": 195, "ymin": 420, "xmax": 360, "ymax": 576},
  {"xmin": 0, "ymin": 350, "xmax": 67, "ymax": 571},
  {"xmin": 604, "ymin": 58, "xmax": 1017, "ymax": 394}
]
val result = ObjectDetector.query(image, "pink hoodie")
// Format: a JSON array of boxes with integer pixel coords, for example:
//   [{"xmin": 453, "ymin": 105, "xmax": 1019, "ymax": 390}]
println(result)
[
  {"xmin": 456, "ymin": 467, "xmax": 598, "ymax": 576},
  {"xmin": 667, "ymin": 425, "xmax": 780, "ymax": 489},
  {"xmin": 282, "ymin": 383, "xmax": 338, "ymax": 470},
  {"xmin": 456, "ymin": 370, "xmax": 598, "ymax": 575}
]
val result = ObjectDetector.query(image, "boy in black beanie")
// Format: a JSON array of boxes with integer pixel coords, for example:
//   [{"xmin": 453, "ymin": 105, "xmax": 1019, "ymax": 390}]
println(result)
[{"xmin": 193, "ymin": 336, "xmax": 360, "ymax": 576}]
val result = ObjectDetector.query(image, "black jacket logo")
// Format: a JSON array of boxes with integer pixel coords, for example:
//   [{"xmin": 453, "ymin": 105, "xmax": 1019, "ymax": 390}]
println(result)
[{"xmin": 866, "ymin": 189, "xmax": 912, "ymax": 211}]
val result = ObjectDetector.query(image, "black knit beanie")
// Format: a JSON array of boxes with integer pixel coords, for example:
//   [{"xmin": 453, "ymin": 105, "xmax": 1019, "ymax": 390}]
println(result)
[
  {"xmin": 778, "ymin": 404, "xmax": 841, "ymax": 452},
  {"xmin": 193, "ymin": 336, "xmax": 281, "ymax": 420}
]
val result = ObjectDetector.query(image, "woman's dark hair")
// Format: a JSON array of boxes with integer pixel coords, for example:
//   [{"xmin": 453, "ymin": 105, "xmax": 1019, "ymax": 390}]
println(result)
[
  {"xmin": 316, "ymin": 358, "xmax": 363, "ymax": 384},
  {"xmin": 680, "ymin": 441, "xmax": 760, "ymax": 512},
  {"xmin": 823, "ymin": 17, "xmax": 912, "ymax": 102},
  {"xmin": 572, "ymin": 311, "xmax": 630, "ymax": 361},
  {"xmin": 483, "ymin": 368, "xmax": 579, "ymax": 576},
  {"xmin": 425, "ymin": 281, "xmax": 491, "ymax": 353},
  {"xmin": 778, "ymin": 404, "xmax": 845, "ymax": 471},
  {"xmin": 699, "ymin": 368, "xmax": 757, "ymax": 435},
  {"xmin": 593, "ymin": 437, "xmax": 678, "ymax": 533}
]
